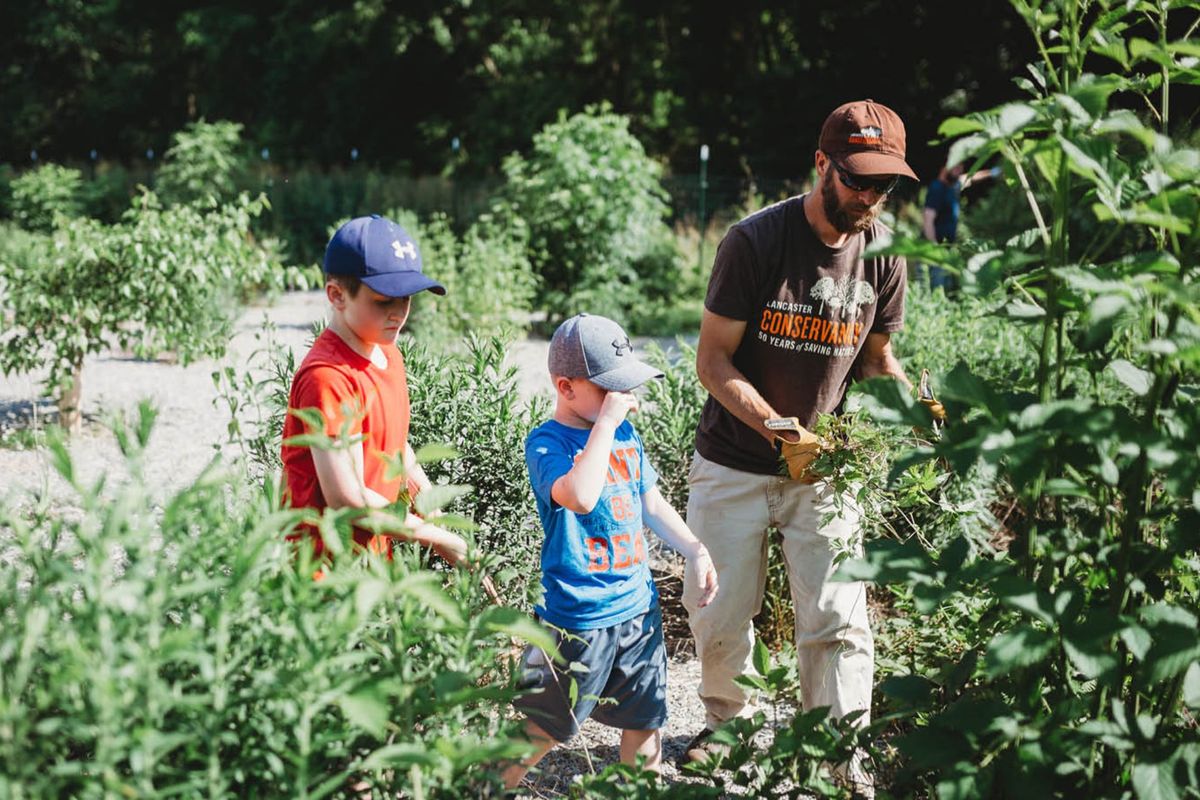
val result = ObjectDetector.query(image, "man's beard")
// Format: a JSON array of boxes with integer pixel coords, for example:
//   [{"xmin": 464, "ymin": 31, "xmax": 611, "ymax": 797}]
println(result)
[{"xmin": 821, "ymin": 170, "xmax": 883, "ymax": 234}]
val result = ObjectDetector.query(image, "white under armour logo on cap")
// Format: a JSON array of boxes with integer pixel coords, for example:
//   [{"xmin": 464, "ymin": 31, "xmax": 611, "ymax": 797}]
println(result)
[{"xmin": 392, "ymin": 240, "xmax": 417, "ymax": 260}]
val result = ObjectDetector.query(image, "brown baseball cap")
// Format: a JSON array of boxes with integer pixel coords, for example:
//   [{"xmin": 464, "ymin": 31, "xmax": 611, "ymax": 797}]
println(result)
[{"xmin": 819, "ymin": 99, "xmax": 918, "ymax": 180}]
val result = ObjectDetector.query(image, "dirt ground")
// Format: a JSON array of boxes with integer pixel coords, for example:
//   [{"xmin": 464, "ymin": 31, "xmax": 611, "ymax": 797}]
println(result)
[{"xmin": 0, "ymin": 289, "xmax": 736, "ymax": 795}]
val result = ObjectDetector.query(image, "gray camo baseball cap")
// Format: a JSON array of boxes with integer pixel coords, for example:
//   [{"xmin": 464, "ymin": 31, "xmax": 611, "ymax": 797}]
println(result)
[{"xmin": 548, "ymin": 313, "xmax": 663, "ymax": 392}]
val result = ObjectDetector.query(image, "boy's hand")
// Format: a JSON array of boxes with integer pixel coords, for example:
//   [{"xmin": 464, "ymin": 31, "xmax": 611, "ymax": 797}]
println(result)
[
  {"xmin": 686, "ymin": 544, "xmax": 719, "ymax": 608},
  {"xmin": 432, "ymin": 533, "xmax": 469, "ymax": 566},
  {"xmin": 597, "ymin": 391, "xmax": 639, "ymax": 428},
  {"xmin": 412, "ymin": 518, "xmax": 469, "ymax": 566}
]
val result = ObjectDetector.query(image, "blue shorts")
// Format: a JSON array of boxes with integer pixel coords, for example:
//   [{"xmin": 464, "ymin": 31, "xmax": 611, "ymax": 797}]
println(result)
[{"xmin": 514, "ymin": 604, "xmax": 668, "ymax": 743}]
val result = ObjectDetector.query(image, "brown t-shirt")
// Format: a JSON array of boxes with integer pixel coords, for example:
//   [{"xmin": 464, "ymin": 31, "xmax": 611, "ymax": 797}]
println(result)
[{"xmin": 695, "ymin": 195, "xmax": 906, "ymax": 475}]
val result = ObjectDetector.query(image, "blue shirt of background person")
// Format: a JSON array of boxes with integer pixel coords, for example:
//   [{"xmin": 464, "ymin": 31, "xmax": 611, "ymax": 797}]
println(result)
[
  {"xmin": 526, "ymin": 418, "xmax": 659, "ymax": 629},
  {"xmin": 922, "ymin": 162, "xmax": 1002, "ymax": 289},
  {"xmin": 923, "ymin": 176, "xmax": 961, "ymax": 243}
]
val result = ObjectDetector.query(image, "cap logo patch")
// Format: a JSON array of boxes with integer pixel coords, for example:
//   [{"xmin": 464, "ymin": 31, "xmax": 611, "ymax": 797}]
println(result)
[
  {"xmin": 392, "ymin": 240, "xmax": 417, "ymax": 260},
  {"xmin": 612, "ymin": 336, "xmax": 633, "ymax": 356},
  {"xmin": 848, "ymin": 126, "xmax": 883, "ymax": 145}
]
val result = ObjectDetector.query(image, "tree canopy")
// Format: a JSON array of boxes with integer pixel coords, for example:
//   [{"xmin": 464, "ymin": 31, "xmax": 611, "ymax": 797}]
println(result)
[{"xmin": 2, "ymin": 0, "xmax": 1047, "ymax": 180}]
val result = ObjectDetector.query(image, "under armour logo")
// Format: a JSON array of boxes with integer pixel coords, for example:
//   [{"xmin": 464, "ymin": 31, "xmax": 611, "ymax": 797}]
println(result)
[
  {"xmin": 612, "ymin": 337, "xmax": 633, "ymax": 356},
  {"xmin": 392, "ymin": 240, "xmax": 417, "ymax": 260}
]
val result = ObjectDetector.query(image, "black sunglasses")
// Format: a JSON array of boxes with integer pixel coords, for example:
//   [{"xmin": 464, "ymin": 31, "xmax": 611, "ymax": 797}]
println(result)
[{"xmin": 827, "ymin": 157, "xmax": 902, "ymax": 195}]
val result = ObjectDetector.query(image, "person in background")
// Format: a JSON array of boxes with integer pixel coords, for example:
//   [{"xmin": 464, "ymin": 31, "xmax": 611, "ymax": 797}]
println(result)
[{"xmin": 922, "ymin": 161, "xmax": 1002, "ymax": 290}]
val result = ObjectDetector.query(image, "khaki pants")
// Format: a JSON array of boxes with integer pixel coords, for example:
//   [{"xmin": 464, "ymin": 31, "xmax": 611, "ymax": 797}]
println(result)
[{"xmin": 683, "ymin": 450, "xmax": 874, "ymax": 730}]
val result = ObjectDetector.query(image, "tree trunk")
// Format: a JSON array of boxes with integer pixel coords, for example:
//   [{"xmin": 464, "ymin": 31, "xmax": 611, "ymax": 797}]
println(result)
[{"xmin": 58, "ymin": 360, "xmax": 83, "ymax": 435}]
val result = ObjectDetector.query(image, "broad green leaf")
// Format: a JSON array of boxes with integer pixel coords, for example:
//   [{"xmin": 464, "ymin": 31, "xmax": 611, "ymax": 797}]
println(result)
[
  {"xmin": 338, "ymin": 689, "xmax": 389, "ymax": 738},
  {"xmin": 752, "ymin": 638, "xmax": 770, "ymax": 677},
  {"xmin": 984, "ymin": 625, "xmax": 1056, "ymax": 677},
  {"xmin": 1121, "ymin": 624, "xmax": 1153, "ymax": 661},
  {"xmin": 414, "ymin": 442, "xmax": 460, "ymax": 463},
  {"xmin": 395, "ymin": 572, "xmax": 464, "ymax": 626},
  {"xmin": 850, "ymin": 376, "xmax": 930, "ymax": 429},
  {"xmin": 994, "ymin": 575, "xmax": 1057, "ymax": 625},
  {"xmin": 938, "ymin": 117, "xmax": 986, "ymax": 137},
  {"xmin": 414, "ymin": 484, "xmax": 474, "ymax": 516},
  {"xmin": 425, "ymin": 512, "xmax": 478, "ymax": 532},
  {"xmin": 880, "ymin": 674, "xmax": 935, "ymax": 705},
  {"xmin": 997, "ymin": 103, "xmax": 1039, "ymax": 137},
  {"xmin": 1129, "ymin": 37, "xmax": 1172, "ymax": 68},
  {"xmin": 355, "ymin": 578, "xmax": 389, "ymax": 619},
  {"xmin": 1002, "ymin": 299, "xmax": 1046, "ymax": 319},
  {"xmin": 947, "ymin": 135, "xmax": 992, "ymax": 174},
  {"xmin": 1043, "ymin": 478, "xmax": 1094, "ymax": 499},
  {"xmin": 1062, "ymin": 614, "xmax": 1122, "ymax": 681},
  {"xmin": 1145, "ymin": 624, "xmax": 1200, "ymax": 684},
  {"xmin": 897, "ymin": 727, "xmax": 972, "ymax": 770},
  {"xmin": 1132, "ymin": 759, "xmax": 1183, "ymax": 800},
  {"xmin": 1058, "ymin": 135, "xmax": 1113, "ymax": 189},
  {"xmin": 476, "ymin": 606, "xmax": 559, "ymax": 657},
  {"xmin": 358, "ymin": 743, "xmax": 440, "ymax": 771},
  {"xmin": 1182, "ymin": 662, "xmax": 1200, "ymax": 708},
  {"xmin": 1108, "ymin": 359, "xmax": 1153, "ymax": 396}
]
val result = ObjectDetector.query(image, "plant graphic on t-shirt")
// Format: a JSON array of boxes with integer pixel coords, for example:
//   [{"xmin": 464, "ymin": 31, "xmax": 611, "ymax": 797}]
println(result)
[{"xmin": 810, "ymin": 276, "xmax": 876, "ymax": 320}]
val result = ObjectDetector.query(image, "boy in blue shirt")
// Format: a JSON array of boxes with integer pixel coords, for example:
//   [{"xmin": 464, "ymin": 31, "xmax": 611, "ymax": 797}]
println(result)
[{"xmin": 503, "ymin": 313, "xmax": 720, "ymax": 788}]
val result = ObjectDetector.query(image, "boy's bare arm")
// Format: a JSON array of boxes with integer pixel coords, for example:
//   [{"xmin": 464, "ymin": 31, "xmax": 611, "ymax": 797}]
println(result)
[
  {"xmin": 403, "ymin": 441, "xmax": 434, "ymax": 496},
  {"xmin": 640, "ymin": 485, "xmax": 703, "ymax": 558},
  {"xmin": 641, "ymin": 485, "xmax": 719, "ymax": 607},
  {"xmin": 311, "ymin": 442, "xmax": 467, "ymax": 564},
  {"xmin": 551, "ymin": 392, "xmax": 639, "ymax": 514}
]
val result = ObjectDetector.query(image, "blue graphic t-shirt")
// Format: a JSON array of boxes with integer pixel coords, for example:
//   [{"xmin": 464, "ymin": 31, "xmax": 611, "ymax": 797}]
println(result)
[{"xmin": 525, "ymin": 419, "xmax": 659, "ymax": 630}]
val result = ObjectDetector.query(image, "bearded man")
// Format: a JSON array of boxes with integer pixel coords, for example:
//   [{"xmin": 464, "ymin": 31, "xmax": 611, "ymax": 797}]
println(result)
[{"xmin": 679, "ymin": 100, "xmax": 919, "ymax": 795}]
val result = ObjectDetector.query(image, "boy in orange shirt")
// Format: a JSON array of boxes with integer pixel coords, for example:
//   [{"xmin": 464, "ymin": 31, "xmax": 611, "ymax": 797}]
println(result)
[{"xmin": 281, "ymin": 214, "xmax": 467, "ymax": 566}]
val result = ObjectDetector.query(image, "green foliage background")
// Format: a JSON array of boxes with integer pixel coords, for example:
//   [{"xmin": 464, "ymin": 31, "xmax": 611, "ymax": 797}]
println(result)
[{"xmin": 2, "ymin": 0, "xmax": 1200, "ymax": 797}]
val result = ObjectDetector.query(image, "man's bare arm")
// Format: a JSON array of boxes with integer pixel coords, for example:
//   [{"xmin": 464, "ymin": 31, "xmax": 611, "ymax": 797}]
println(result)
[
  {"xmin": 922, "ymin": 207, "xmax": 938, "ymax": 243},
  {"xmin": 696, "ymin": 309, "xmax": 784, "ymax": 443},
  {"xmin": 858, "ymin": 332, "xmax": 911, "ymax": 389}
]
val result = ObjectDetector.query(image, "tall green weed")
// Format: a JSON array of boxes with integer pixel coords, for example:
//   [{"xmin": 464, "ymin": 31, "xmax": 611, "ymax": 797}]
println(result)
[{"xmin": 0, "ymin": 404, "xmax": 546, "ymax": 798}]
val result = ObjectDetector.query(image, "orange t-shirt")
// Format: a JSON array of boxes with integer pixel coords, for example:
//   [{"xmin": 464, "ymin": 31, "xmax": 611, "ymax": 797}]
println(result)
[{"xmin": 281, "ymin": 328, "xmax": 411, "ymax": 559}]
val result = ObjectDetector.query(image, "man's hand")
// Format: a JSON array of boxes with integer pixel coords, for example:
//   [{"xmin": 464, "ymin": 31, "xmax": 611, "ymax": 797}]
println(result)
[
  {"xmin": 597, "ymin": 390, "xmax": 639, "ymax": 428},
  {"xmin": 918, "ymin": 369, "xmax": 947, "ymax": 423},
  {"xmin": 685, "ymin": 543, "xmax": 719, "ymax": 608},
  {"xmin": 766, "ymin": 417, "xmax": 826, "ymax": 481}
]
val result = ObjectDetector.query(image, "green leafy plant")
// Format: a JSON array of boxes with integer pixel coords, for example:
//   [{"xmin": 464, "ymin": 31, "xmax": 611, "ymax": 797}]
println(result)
[
  {"xmin": 155, "ymin": 119, "xmax": 248, "ymax": 207},
  {"xmin": 848, "ymin": 1, "xmax": 1200, "ymax": 795},
  {"xmin": 394, "ymin": 208, "xmax": 538, "ymax": 338},
  {"xmin": 500, "ymin": 105, "xmax": 682, "ymax": 328},
  {"xmin": 406, "ymin": 335, "xmax": 551, "ymax": 609},
  {"xmin": 9, "ymin": 164, "xmax": 84, "ymax": 232},
  {"xmin": 0, "ymin": 402, "xmax": 550, "ymax": 798},
  {"xmin": 0, "ymin": 191, "xmax": 284, "ymax": 432}
]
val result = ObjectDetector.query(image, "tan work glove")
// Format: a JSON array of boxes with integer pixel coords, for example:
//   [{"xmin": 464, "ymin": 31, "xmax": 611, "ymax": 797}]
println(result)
[
  {"xmin": 766, "ymin": 417, "xmax": 825, "ymax": 482},
  {"xmin": 918, "ymin": 369, "xmax": 947, "ymax": 425}
]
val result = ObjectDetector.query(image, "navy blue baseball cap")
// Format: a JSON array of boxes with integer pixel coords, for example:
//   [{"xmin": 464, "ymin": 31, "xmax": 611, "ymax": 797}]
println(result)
[{"xmin": 324, "ymin": 215, "xmax": 446, "ymax": 298}]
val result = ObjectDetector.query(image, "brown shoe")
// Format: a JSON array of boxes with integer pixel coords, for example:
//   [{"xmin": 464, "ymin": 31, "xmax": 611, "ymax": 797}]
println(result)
[{"xmin": 677, "ymin": 727, "xmax": 729, "ymax": 767}]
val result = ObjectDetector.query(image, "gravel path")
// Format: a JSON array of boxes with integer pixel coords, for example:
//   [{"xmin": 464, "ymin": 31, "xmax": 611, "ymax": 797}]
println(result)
[{"xmin": 0, "ymin": 290, "xmax": 737, "ymax": 796}]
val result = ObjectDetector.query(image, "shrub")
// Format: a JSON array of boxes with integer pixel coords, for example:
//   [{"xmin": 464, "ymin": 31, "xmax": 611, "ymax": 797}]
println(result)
[
  {"xmin": 0, "ymin": 404, "xmax": 545, "ymax": 797},
  {"xmin": 155, "ymin": 119, "xmax": 248, "ymax": 207},
  {"xmin": 846, "ymin": 2, "xmax": 1200, "ymax": 796},
  {"xmin": 500, "ymin": 105, "xmax": 681, "ymax": 328},
  {"xmin": 404, "ymin": 335, "xmax": 550, "ymax": 609},
  {"xmin": 9, "ymin": 164, "xmax": 84, "ymax": 232},
  {"xmin": 370, "ymin": 208, "xmax": 537, "ymax": 339},
  {"xmin": 0, "ymin": 191, "xmax": 284, "ymax": 432}
]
